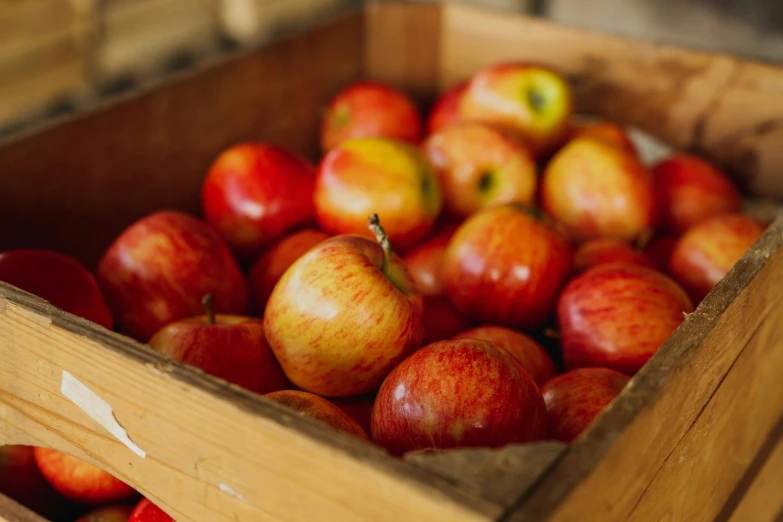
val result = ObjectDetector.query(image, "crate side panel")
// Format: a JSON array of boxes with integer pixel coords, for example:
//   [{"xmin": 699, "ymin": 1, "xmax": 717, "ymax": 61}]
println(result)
[{"xmin": 726, "ymin": 431, "xmax": 783, "ymax": 522}]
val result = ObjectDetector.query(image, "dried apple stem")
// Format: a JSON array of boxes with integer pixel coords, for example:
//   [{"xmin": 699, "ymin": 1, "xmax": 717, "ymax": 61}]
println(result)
[
  {"xmin": 202, "ymin": 294, "xmax": 216, "ymax": 325},
  {"xmin": 368, "ymin": 213, "xmax": 393, "ymax": 273}
]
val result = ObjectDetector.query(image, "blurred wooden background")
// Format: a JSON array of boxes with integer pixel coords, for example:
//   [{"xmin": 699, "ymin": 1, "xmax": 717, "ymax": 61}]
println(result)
[{"xmin": 1, "ymin": 0, "xmax": 781, "ymax": 135}]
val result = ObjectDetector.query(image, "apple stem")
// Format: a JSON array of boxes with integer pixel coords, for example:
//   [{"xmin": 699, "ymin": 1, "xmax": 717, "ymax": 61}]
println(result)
[
  {"xmin": 202, "ymin": 294, "xmax": 216, "ymax": 325},
  {"xmin": 368, "ymin": 213, "xmax": 393, "ymax": 272}
]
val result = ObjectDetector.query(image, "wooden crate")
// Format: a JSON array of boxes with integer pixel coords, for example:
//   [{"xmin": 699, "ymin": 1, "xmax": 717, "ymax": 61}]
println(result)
[{"xmin": 1, "ymin": 2, "xmax": 782, "ymax": 521}]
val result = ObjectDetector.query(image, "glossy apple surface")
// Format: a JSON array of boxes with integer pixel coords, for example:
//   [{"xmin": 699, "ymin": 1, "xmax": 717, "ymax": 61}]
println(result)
[
  {"xmin": 452, "ymin": 326, "xmax": 556, "ymax": 386},
  {"xmin": 148, "ymin": 313, "xmax": 288, "ymax": 394},
  {"xmin": 264, "ymin": 228, "xmax": 424, "ymax": 397},
  {"xmin": 265, "ymin": 390, "xmax": 369, "ymax": 439},
  {"xmin": 427, "ymin": 82, "xmax": 468, "ymax": 135},
  {"xmin": 558, "ymin": 263, "xmax": 693, "ymax": 375},
  {"xmin": 442, "ymin": 203, "xmax": 572, "ymax": 329},
  {"xmin": 372, "ymin": 339, "xmax": 547, "ymax": 455},
  {"xmin": 314, "ymin": 137, "xmax": 443, "ymax": 251},
  {"xmin": 652, "ymin": 154, "xmax": 741, "ymax": 234},
  {"xmin": 201, "ymin": 143, "xmax": 316, "ymax": 258},
  {"xmin": 33, "ymin": 448, "xmax": 137, "ymax": 505},
  {"xmin": 97, "ymin": 211, "xmax": 248, "ymax": 341},
  {"xmin": 421, "ymin": 295, "xmax": 469, "ymax": 346},
  {"xmin": 569, "ymin": 121, "xmax": 637, "ymax": 157},
  {"xmin": 670, "ymin": 213, "xmax": 765, "ymax": 302},
  {"xmin": 321, "ymin": 81, "xmax": 421, "ymax": 152},
  {"xmin": 128, "ymin": 499, "xmax": 173, "ymax": 522},
  {"xmin": 542, "ymin": 137, "xmax": 657, "ymax": 242},
  {"xmin": 401, "ymin": 222, "xmax": 459, "ymax": 296},
  {"xmin": 0, "ymin": 249, "xmax": 113, "ymax": 329},
  {"xmin": 542, "ymin": 367, "xmax": 630, "ymax": 442},
  {"xmin": 459, "ymin": 62, "xmax": 573, "ymax": 158},
  {"xmin": 423, "ymin": 122, "xmax": 537, "ymax": 218},
  {"xmin": 573, "ymin": 238, "xmax": 654, "ymax": 273},
  {"xmin": 75, "ymin": 505, "xmax": 135, "ymax": 522},
  {"xmin": 248, "ymin": 228, "xmax": 330, "ymax": 314}
]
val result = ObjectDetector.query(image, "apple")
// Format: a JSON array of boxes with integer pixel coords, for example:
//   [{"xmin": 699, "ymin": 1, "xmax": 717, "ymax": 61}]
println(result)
[
  {"xmin": 573, "ymin": 238, "xmax": 655, "ymax": 273},
  {"xmin": 452, "ymin": 326, "xmax": 556, "ymax": 386},
  {"xmin": 76, "ymin": 505, "xmax": 135, "ymax": 522},
  {"xmin": 422, "ymin": 122, "xmax": 537, "ymax": 218},
  {"xmin": 401, "ymin": 222, "xmax": 459, "ymax": 296},
  {"xmin": 97, "ymin": 211, "xmax": 248, "ymax": 341},
  {"xmin": 0, "ymin": 249, "xmax": 113, "ymax": 329},
  {"xmin": 442, "ymin": 203, "xmax": 572, "ymax": 330},
  {"xmin": 541, "ymin": 368, "xmax": 630, "ymax": 442},
  {"xmin": 148, "ymin": 295, "xmax": 288, "ymax": 394},
  {"xmin": 248, "ymin": 228, "xmax": 330, "ymax": 314},
  {"xmin": 558, "ymin": 263, "xmax": 693, "ymax": 375},
  {"xmin": 421, "ymin": 295, "xmax": 469, "ymax": 345},
  {"xmin": 332, "ymin": 394, "xmax": 375, "ymax": 435},
  {"xmin": 542, "ymin": 137, "xmax": 657, "ymax": 242},
  {"xmin": 652, "ymin": 153, "xmax": 741, "ymax": 234},
  {"xmin": 426, "ymin": 81, "xmax": 468, "ymax": 136},
  {"xmin": 314, "ymin": 137, "xmax": 443, "ymax": 251},
  {"xmin": 459, "ymin": 62, "xmax": 573, "ymax": 158},
  {"xmin": 0, "ymin": 445, "xmax": 72, "ymax": 520},
  {"xmin": 129, "ymin": 499, "xmax": 173, "ymax": 522},
  {"xmin": 201, "ymin": 143, "xmax": 316, "ymax": 258},
  {"xmin": 264, "ymin": 215, "xmax": 424, "ymax": 397},
  {"xmin": 321, "ymin": 81, "xmax": 422, "ymax": 153},
  {"xmin": 643, "ymin": 234, "xmax": 680, "ymax": 273},
  {"xmin": 265, "ymin": 390, "xmax": 369, "ymax": 439},
  {"xmin": 33, "ymin": 448, "xmax": 137, "ymax": 505},
  {"xmin": 371, "ymin": 339, "xmax": 547, "ymax": 455},
  {"xmin": 670, "ymin": 213, "xmax": 765, "ymax": 303},
  {"xmin": 569, "ymin": 121, "xmax": 637, "ymax": 157}
]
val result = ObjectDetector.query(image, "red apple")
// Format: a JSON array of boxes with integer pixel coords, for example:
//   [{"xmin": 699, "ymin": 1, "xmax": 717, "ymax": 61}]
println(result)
[
  {"xmin": 332, "ymin": 395, "xmax": 375, "ymax": 435},
  {"xmin": 0, "ymin": 445, "xmax": 72, "ymax": 519},
  {"xmin": 452, "ymin": 326, "xmax": 555, "ymax": 386},
  {"xmin": 442, "ymin": 203, "xmax": 572, "ymax": 330},
  {"xmin": 76, "ymin": 505, "xmax": 135, "ymax": 522},
  {"xmin": 33, "ymin": 448, "xmax": 137, "ymax": 505},
  {"xmin": 643, "ymin": 234, "xmax": 679, "ymax": 273},
  {"xmin": 652, "ymin": 154, "xmax": 741, "ymax": 234},
  {"xmin": 670, "ymin": 213, "xmax": 765, "ymax": 303},
  {"xmin": 423, "ymin": 122, "xmax": 537, "ymax": 218},
  {"xmin": 321, "ymin": 81, "xmax": 422, "ymax": 153},
  {"xmin": 314, "ymin": 137, "xmax": 442, "ymax": 251},
  {"xmin": 459, "ymin": 63, "xmax": 573, "ymax": 158},
  {"xmin": 422, "ymin": 295, "xmax": 469, "ymax": 345},
  {"xmin": 248, "ymin": 228, "xmax": 330, "ymax": 314},
  {"xmin": 401, "ymin": 222, "xmax": 459, "ymax": 296},
  {"xmin": 427, "ymin": 81, "xmax": 468, "ymax": 136},
  {"xmin": 128, "ymin": 499, "xmax": 173, "ymax": 522},
  {"xmin": 569, "ymin": 121, "xmax": 637, "ymax": 157},
  {"xmin": 264, "ymin": 215, "xmax": 424, "ymax": 397},
  {"xmin": 0, "ymin": 249, "xmax": 113, "ymax": 329},
  {"xmin": 542, "ymin": 137, "xmax": 657, "ymax": 242},
  {"xmin": 148, "ymin": 299, "xmax": 288, "ymax": 394},
  {"xmin": 541, "ymin": 368, "xmax": 630, "ymax": 442},
  {"xmin": 265, "ymin": 390, "xmax": 369, "ymax": 439},
  {"xmin": 201, "ymin": 143, "xmax": 316, "ymax": 258},
  {"xmin": 372, "ymin": 339, "xmax": 547, "ymax": 455},
  {"xmin": 97, "ymin": 211, "xmax": 248, "ymax": 341},
  {"xmin": 573, "ymin": 238, "xmax": 655, "ymax": 273},
  {"xmin": 558, "ymin": 263, "xmax": 694, "ymax": 375}
]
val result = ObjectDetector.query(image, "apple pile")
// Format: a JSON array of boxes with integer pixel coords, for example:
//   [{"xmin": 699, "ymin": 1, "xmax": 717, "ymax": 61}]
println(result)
[{"xmin": 0, "ymin": 61, "xmax": 770, "ymax": 520}]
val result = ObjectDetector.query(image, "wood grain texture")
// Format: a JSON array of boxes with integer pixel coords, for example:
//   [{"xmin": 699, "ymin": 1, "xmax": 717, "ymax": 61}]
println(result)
[
  {"xmin": 0, "ymin": 283, "xmax": 500, "ymax": 522},
  {"xmin": 726, "ymin": 423, "xmax": 783, "ymax": 522},
  {"xmin": 440, "ymin": 3, "xmax": 783, "ymax": 198},
  {"xmin": 508, "ymin": 216, "xmax": 783, "ymax": 521},
  {"xmin": 0, "ymin": 493, "xmax": 48, "ymax": 522}
]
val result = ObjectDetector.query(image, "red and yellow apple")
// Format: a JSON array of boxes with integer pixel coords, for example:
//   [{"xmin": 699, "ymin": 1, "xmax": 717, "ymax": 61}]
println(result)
[
  {"xmin": 442, "ymin": 203, "xmax": 572, "ymax": 330},
  {"xmin": 129, "ymin": 499, "xmax": 173, "ymax": 522},
  {"xmin": 0, "ymin": 445, "xmax": 71, "ymax": 520},
  {"xmin": 573, "ymin": 238, "xmax": 654, "ymax": 273},
  {"xmin": 97, "ymin": 211, "xmax": 248, "ymax": 341},
  {"xmin": 76, "ymin": 505, "xmax": 135, "ymax": 522},
  {"xmin": 265, "ymin": 390, "xmax": 369, "ymax": 439},
  {"xmin": 314, "ymin": 137, "xmax": 442, "ymax": 251},
  {"xmin": 0, "ymin": 249, "xmax": 113, "ymax": 329},
  {"xmin": 201, "ymin": 143, "xmax": 316, "ymax": 258},
  {"xmin": 401, "ymin": 222, "xmax": 459, "ymax": 296},
  {"xmin": 423, "ymin": 122, "xmax": 537, "ymax": 218},
  {"xmin": 427, "ymin": 82, "xmax": 468, "ymax": 135},
  {"xmin": 558, "ymin": 263, "xmax": 693, "ymax": 375},
  {"xmin": 569, "ymin": 121, "xmax": 637, "ymax": 157},
  {"xmin": 542, "ymin": 137, "xmax": 657, "ymax": 242},
  {"xmin": 321, "ymin": 81, "xmax": 422, "ymax": 153},
  {"xmin": 248, "ymin": 228, "xmax": 330, "ymax": 314},
  {"xmin": 670, "ymin": 213, "xmax": 765, "ymax": 302},
  {"xmin": 459, "ymin": 62, "xmax": 573, "ymax": 158},
  {"xmin": 421, "ymin": 295, "xmax": 469, "ymax": 345},
  {"xmin": 371, "ymin": 339, "xmax": 547, "ymax": 455},
  {"xmin": 541, "ymin": 367, "xmax": 630, "ymax": 442}
]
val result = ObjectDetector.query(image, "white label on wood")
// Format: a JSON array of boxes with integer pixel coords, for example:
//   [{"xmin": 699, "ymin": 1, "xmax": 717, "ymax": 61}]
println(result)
[
  {"xmin": 219, "ymin": 483, "xmax": 249, "ymax": 504},
  {"xmin": 61, "ymin": 370, "xmax": 147, "ymax": 459}
]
